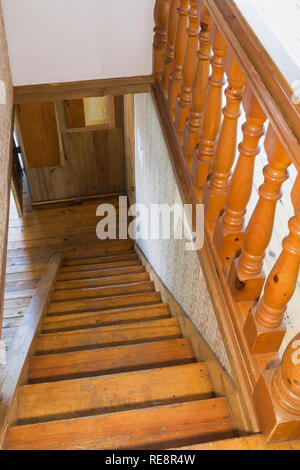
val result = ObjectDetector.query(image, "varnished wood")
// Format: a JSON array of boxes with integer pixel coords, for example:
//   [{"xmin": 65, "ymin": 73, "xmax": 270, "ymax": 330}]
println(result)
[
  {"xmin": 23, "ymin": 96, "xmax": 126, "ymax": 203},
  {"xmin": 243, "ymin": 176, "xmax": 300, "ymax": 354},
  {"xmin": 214, "ymin": 86, "xmax": 267, "ymax": 259},
  {"xmin": 191, "ymin": 28, "xmax": 227, "ymax": 188},
  {"xmin": 153, "ymin": 0, "xmax": 171, "ymax": 78},
  {"xmin": 183, "ymin": 3, "xmax": 212, "ymax": 164},
  {"xmin": 18, "ymin": 363, "xmax": 212, "ymax": 423},
  {"xmin": 229, "ymin": 124, "xmax": 291, "ymax": 302},
  {"xmin": 15, "ymin": 102, "xmax": 61, "ymax": 168},
  {"xmin": 4, "ymin": 399, "xmax": 234, "ymax": 450},
  {"xmin": 162, "ymin": 0, "xmax": 180, "ymax": 95},
  {"xmin": 168, "ymin": 0, "xmax": 189, "ymax": 116},
  {"xmin": 42, "ymin": 303, "xmax": 170, "ymax": 333},
  {"xmin": 203, "ymin": 55, "xmax": 246, "ymax": 221},
  {"xmin": 29, "ymin": 338, "xmax": 194, "ymax": 383},
  {"xmin": 13, "ymin": 75, "xmax": 153, "ymax": 104},
  {"xmin": 174, "ymin": 0, "xmax": 200, "ymax": 137},
  {"xmin": 35, "ymin": 318, "xmax": 181, "ymax": 355},
  {"xmin": 254, "ymin": 333, "xmax": 300, "ymax": 441}
]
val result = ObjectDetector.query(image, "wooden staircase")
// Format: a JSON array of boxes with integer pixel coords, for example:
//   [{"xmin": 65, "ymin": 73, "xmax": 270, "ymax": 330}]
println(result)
[{"xmin": 3, "ymin": 248, "xmax": 235, "ymax": 450}]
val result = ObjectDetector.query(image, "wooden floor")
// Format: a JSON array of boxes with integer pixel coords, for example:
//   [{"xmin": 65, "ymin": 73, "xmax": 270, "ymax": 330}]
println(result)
[{"xmin": 2, "ymin": 187, "xmax": 130, "ymax": 350}]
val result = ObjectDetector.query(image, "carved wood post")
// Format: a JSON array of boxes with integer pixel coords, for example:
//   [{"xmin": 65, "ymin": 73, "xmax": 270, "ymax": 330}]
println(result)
[
  {"xmin": 168, "ymin": 0, "xmax": 190, "ymax": 118},
  {"xmin": 203, "ymin": 55, "xmax": 246, "ymax": 221},
  {"xmin": 162, "ymin": 0, "xmax": 180, "ymax": 96},
  {"xmin": 243, "ymin": 174, "xmax": 300, "ymax": 354},
  {"xmin": 191, "ymin": 28, "xmax": 227, "ymax": 189},
  {"xmin": 182, "ymin": 4, "xmax": 212, "ymax": 162},
  {"xmin": 228, "ymin": 125, "xmax": 291, "ymax": 302},
  {"xmin": 214, "ymin": 86, "xmax": 267, "ymax": 259},
  {"xmin": 153, "ymin": 0, "xmax": 171, "ymax": 79},
  {"xmin": 254, "ymin": 332, "xmax": 300, "ymax": 441},
  {"xmin": 174, "ymin": 0, "xmax": 200, "ymax": 139}
]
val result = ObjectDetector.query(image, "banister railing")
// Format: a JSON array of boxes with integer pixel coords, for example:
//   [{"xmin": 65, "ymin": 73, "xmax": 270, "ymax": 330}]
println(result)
[{"xmin": 153, "ymin": 0, "xmax": 300, "ymax": 442}]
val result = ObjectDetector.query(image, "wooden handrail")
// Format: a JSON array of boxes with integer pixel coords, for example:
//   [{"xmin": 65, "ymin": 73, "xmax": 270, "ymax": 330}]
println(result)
[{"xmin": 153, "ymin": 0, "xmax": 300, "ymax": 442}]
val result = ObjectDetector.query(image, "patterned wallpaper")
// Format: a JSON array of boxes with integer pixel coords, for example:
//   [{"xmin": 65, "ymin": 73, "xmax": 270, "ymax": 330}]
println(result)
[
  {"xmin": 134, "ymin": 93, "xmax": 231, "ymax": 375},
  {"xmin": 0, "ymin": 3, "xmax": 13, "ymax": 337}
]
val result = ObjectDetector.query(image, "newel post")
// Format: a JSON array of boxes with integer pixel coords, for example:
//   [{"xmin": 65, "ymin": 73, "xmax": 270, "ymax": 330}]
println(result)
[
  {"xmin": 254, "ymin": 333, "xmax": 300, "ymax": 441},
  {"xmin": 153, "ymin": 0, "xmax": 171, "ymax": 78}
]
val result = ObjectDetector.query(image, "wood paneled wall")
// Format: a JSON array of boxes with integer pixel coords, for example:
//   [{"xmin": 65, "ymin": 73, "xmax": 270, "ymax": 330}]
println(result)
[{"xmin": 23, "ymin": 96, "xmax": 126, "ymax": 203}]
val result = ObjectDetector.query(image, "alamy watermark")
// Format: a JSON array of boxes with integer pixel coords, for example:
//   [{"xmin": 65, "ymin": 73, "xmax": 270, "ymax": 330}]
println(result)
[{"xmin": 96, "ymin": 196, "xmax": 204, "ymax": 251}]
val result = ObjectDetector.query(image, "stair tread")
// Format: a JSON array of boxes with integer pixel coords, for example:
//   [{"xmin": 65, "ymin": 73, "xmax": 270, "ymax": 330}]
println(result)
[
  {"xmin": 51, "ymin": 281, "xmax": 155, "ymax": 302},
  {"xmin": 18, "ymin": 363, "xmax": 213, "ymax": 423},
  {"xmin": 47, "ymin": 291, "xmax": 162, "ymax": 315},
  {"xmin": 29, "ymin": 338, "xmax": 195, "ymax": 383},
  {"xmin": 61, "ymin": 259, "xmax": 141, "ymax": 273},
  {"xmin": 57, "ymin": 265, "xmax": 146, "ymax": 282},
  {"xmin": 42, "ymin": 303, "xmax": 170, "ymax": 333},
  {"xmin": 54, "ymin": 272, "xmax": 150, "ymax": 291},
  {"xmin": 63, "ymin": 252, "xmax": 137, "ymax": 267},
  {"xmin": 35, "ymin": 318, "xmax": 181, "ymax": 354},
  {"xmin": 5, "ymin": 398, "xmax": 234, "ymax": 450}
]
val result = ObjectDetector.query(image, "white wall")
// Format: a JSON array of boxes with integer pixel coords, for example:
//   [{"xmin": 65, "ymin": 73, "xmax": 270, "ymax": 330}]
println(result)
[
  {"xmin": 234, "ymin": 0, "xmax": 300, "ymax": 87},
  {"xmin": 1, "ymin": 0, "xmax": 155, "ymax": 86}
]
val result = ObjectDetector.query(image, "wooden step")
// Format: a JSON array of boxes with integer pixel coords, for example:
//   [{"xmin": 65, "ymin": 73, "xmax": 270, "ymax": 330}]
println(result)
[
  {"xmin": 51, "ymin": 281, "xmax": 155, "ymax": 302},
  {"xmin": 173, "ymin": 434, "xmax": 300, "ymax": 450},
  {"xmin": 18, "ymin": 363, "xmax": 212, "ymax": 424},
  {"xmin": 47, "ymin": 291, "xmax": 162, "ymax": 315},
  {"xmin": 57, "ymin": 265, "xmax": 145, "ymax": 282},
  {"xmin": 35, "ymin": 318, "xmax": 181, "ymax": 354},
  {"xmin": 42, "ymin": 304, "xmax": 170, "ymax": 333},
  {"xmin": 62, "ymin": 252, "xmax": 137, "ymax": 267},
  {"xmin": 4, "ymin": 398, "xmax": 234, "ymax": 450},
  {"xmin": 61, "ymin": 259, "xmax": 141, "ymax": 273},
  {"xmin": 29, "ymin": 338, "xmax": 194, "ymax": 383},
  {"xmin": 54, "ymin": 272, "xmax": 150, "ymax": 291}
]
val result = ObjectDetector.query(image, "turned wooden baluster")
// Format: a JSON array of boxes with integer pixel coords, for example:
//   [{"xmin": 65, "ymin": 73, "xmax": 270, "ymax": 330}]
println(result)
[
  {"xmin": 191, "ymin": 28, "xmax": 227, "ymax": 189},
  {"xmin": 228, "ymin": 124, "xmax": 291, "ymax": 302},
  {"xmin": 174, "ymin": 0, "xmax": 200, "ymax": 139},
  {"xmin": 203, "ymin": 55, "xmax": 246, "ymax": 221},
  {"xmin": 214, "ymin": 85, "xmax": 267, "ymax": 259},
  {"xmin": 162, "ymin": 0, "xmax": 180, "ymax": 96},
  {"xmin": 168, "ymin": 0, "xmax": 189, "ymax": 117},
  {"xmin": 182, "ymin": 4, "xmax": 212, "ymax": 164},
  {"xmin": 153, "ymin": 0, "xmax": 171, "ymax": 79},
  {"xmin": 243, "ymin": 174, "xmax": 300, "ymax": 354},
  {"xmin": 254, "ymin": 332, "xmax": 300, "ymax": 441}
]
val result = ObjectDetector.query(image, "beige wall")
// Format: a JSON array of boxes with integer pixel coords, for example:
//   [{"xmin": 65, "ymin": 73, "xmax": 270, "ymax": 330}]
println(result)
[
  {"xmin": 0, "ymin": 2, "xmax": 13, "ymax": 337},
  {"xmin": 134, "ymin": 93, "xmax": 232, "ymax": 375}
]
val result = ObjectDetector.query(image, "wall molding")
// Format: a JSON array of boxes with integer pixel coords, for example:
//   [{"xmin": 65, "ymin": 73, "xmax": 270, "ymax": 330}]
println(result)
[{"xmin": 14, "ymin": 75, "xmax": 154, "ymax": 104}]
